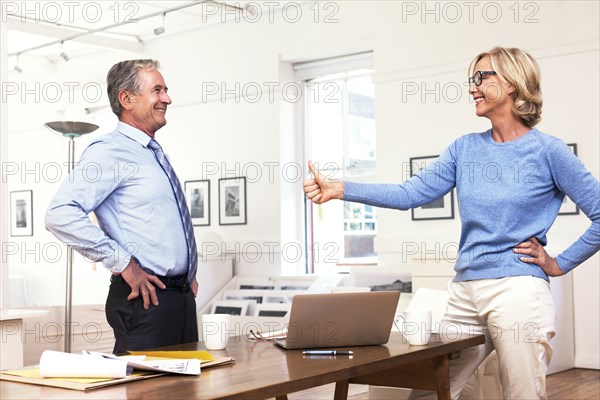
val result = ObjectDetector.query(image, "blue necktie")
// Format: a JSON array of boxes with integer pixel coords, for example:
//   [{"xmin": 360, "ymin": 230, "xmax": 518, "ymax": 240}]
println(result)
[{"xmin": 148, "ymin": 139, "xmax": 198, "ymax": 285}]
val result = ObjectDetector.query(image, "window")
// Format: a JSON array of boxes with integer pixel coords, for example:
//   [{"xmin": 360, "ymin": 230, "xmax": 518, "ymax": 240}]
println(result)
[{"xmin": 298, "ymin": 52, "xmax": 377, "ymax": 274}]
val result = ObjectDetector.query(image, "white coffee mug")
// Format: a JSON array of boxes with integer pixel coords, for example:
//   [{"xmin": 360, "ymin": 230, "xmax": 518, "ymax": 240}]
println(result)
[
  {"xmin": 395, "ymin": 309, "xmax": 432, "ymax": 345},
  {"xmin": 201, "ymin": 314, "xmax": 231, "ymax": 350}
]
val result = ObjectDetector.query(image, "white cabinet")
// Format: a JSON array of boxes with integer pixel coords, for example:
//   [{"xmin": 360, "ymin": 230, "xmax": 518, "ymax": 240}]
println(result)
[
  {"xmin": 0, "ymin": 309, "xmax": 48, "ymax": 369},
  {"xmin": 411, "ymin": 259, "xmax": 455, "ymax": 292},
  {"xmin": 198, "ymin": 275, "xmax": 318, "ymax": 340},
  {"xmin": 548, "ymin": 274, "xmax": 575, "ymax": 374},
  {"xmin": 195, "ymin": 256, "xmax": 234, "ymax": 313}
]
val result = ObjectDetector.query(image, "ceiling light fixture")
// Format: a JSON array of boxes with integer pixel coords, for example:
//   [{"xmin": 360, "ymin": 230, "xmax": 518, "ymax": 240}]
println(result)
[
  {"xmin": 14, "ymin": 54, "xmax": 23, "ymax": 73},
  {"xmin": 8, "ymin": 2, "xmax": 246, "ymax": 59},
  {"xmin": 59, "ymin": 41, "xmax": 70, "ymax": 62},
  {"xmin": 153, "ymin": 13, "xmax": 166, "ymax": 35}
]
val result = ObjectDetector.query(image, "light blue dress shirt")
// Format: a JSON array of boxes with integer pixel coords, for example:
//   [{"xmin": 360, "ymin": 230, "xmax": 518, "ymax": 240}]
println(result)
[{"xmin": 45, "ymin": 121, "xmax": 189, "ymax": 276}]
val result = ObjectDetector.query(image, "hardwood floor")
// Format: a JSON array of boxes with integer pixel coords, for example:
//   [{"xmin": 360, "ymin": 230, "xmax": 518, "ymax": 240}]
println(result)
[
  {"xmin": 547, "ymin": 368, "xmax": 600, "ymax": 400},
  {"xmin": 286, "ymin": 368, "xmax": 599, "ymax": 400}
]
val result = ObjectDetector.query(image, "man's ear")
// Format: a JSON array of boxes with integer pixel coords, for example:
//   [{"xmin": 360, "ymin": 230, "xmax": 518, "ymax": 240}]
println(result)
[{"xmin": 118, "ymin": 91, "xmax": 135, "ymax": 111}]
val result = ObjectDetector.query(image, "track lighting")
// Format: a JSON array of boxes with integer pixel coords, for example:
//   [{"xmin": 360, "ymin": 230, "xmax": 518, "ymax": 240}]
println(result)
[
  {"xmin": 59, "ymin": 41, "xmax": 70, "ymax": 62},
  {"xmin": 153, "ymin": 13, "xmax": 166, "ymax": 35},
  {"xmin": 14, "ymin": 54, "xmax": 23, "ymax": 73},
  {"xmin": 9, "ymin": 2, "xmax": 245, "ymax": 63}
]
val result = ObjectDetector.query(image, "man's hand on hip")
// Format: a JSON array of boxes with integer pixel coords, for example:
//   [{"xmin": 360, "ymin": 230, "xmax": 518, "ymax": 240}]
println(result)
[
  {"xmin": 117, "ymin": 258, "xmax": 166, "ymax": 310},
  {"xmin": 191, "ymin": 279, "xmax": 198, "ymax": 298}
]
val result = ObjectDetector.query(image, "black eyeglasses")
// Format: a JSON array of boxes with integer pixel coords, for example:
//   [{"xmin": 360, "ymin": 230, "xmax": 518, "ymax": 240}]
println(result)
[{"xmin": 469, "ymin": 71, "xmax": 497, "ymax": 86}]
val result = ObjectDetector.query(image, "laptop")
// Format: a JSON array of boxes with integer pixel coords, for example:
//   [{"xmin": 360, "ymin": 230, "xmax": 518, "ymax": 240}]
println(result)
[{"xmin": 274, "ymin": 291, "xmax": 400, "ymax": 350}]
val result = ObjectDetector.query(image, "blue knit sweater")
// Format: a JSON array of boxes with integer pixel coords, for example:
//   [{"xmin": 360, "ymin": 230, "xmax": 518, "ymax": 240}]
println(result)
[{"xmin": 344, "ymin": 128, "xmax": 600, "ymax": 281}]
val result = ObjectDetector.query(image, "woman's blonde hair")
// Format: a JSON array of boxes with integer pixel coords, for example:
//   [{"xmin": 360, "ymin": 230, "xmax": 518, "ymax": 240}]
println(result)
[{"xmin": 469, "ymin": 47, "xmax": 542, "ymax": 127}]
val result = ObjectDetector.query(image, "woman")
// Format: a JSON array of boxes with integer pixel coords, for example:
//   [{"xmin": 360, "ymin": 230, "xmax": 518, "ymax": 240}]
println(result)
[{"xmin": 304, "ymin": 47, "xmax": 599, "ymax": 399}]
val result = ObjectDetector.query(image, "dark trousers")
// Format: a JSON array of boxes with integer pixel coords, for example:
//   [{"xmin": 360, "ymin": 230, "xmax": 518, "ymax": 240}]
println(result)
[{"xmin": 105, "ymin": 275, "xmax": 198, "ymax": 354}]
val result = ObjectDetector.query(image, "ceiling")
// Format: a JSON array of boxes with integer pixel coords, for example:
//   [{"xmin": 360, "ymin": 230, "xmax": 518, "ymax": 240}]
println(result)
[{"xmin": 6, "ymin": 1, "xmax": 253, "ymax": 64}]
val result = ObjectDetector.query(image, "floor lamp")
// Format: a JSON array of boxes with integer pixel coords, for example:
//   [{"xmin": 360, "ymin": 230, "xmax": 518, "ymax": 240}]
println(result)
[{"xmin": 45, "ymin": 121, "xmax": 98, "ymax": 353}]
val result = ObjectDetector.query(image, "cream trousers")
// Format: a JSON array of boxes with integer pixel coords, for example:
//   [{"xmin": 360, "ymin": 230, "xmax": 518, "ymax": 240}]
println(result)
[{"xmin": 437, "ymin": 276, "xmax": 557, "ymax": 400}]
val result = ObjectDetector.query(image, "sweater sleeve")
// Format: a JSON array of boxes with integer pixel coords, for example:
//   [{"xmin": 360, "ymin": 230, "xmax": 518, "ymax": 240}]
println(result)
[
  {"xmin": 343, "ymin": 143, "xmax": 457, "ymax": 209},
  {"xmin": 548, "ymin": 141, "xmax": 600, "ymax": 273}
]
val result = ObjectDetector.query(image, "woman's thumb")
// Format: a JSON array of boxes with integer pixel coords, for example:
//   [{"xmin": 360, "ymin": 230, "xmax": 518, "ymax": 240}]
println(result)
[{"xmin": 308, "ymin": 160, "xmax": 318, "ymax": 178}]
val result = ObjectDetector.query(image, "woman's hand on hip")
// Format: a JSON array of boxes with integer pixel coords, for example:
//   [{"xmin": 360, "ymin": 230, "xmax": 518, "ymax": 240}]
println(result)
[{"xmin": 513, "ymin": 237, "xmax": 564, "ymax": 277}]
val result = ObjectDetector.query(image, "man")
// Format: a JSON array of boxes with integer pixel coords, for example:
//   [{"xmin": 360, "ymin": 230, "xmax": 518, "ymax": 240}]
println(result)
[{"xmin": 45, "ymin": 59, "xmax": 199, "ymax": 354}]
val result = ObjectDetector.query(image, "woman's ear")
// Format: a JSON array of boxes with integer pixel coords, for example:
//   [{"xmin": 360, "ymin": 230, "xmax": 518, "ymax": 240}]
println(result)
[{"xmin": 505, "ymin": 83, "xmax": 516, "ymax": 96}]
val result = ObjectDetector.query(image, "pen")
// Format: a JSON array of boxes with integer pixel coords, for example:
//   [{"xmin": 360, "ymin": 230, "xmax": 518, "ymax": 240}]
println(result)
[{"xmin": 302, "ymin": 350, "xmax": 354, "ymax": 355}]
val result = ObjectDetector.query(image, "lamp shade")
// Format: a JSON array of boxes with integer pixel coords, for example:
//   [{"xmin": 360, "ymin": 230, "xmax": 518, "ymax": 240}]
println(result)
[{"xmin": 44, "ymin": 121, "xmax": 99, "ymax": 137}]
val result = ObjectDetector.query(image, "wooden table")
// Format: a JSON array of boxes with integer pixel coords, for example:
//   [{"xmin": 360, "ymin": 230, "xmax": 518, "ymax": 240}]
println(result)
[{"xmin": 0, "ymin": 332, "xmax": 484, "ymax": 400}]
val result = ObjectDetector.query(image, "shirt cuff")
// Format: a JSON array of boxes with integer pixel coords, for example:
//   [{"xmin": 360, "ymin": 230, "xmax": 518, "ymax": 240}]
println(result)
[{"xmin": 104, "ymin": 250, "xmax": 132, "ymax": 273}]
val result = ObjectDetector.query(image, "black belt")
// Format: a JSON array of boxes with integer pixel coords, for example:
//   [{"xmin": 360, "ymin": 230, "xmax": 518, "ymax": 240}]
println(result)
[
  {"xmin": 111, "ymin": 274, "xmax": 190, "ymax": 290},
  {"xmin": 156, "ymin": 274, "xmax": 189, "ymax": 289}
]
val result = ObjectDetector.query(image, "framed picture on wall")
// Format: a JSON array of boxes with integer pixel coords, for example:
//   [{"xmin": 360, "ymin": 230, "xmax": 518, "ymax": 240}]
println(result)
[
  {"xmin": 210, "ymin": 300, "xmax": 250, "ymax": 316},
  {"xmin": 558, "ymin": 143, "xmax": 580, "ymax": 216},
  {"xmin": 184, "ymin": 180, "xmax": 210, "ymax": 226},
  {"xmin": 218, "ymin": 177, "xmax": 247, "ymax": 225},
  {"xmin": 10, "ymin": 190, "xmax": 33, "ymax": 236},
  {"xmin": 409, "ymin": 155, "xmax": 454, "ymax": 221}
]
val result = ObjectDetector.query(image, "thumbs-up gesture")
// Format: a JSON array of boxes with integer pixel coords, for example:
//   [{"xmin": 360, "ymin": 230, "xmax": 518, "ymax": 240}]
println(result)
[{"xmin": 303, "ymin": 160, "xmax": 344, "ymax": 204}]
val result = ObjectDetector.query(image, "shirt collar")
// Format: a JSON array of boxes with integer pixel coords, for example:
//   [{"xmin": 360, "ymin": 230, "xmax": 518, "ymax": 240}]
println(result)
[{"xmin": 115, "ymin": 121, "xmax": 154, "ymax": 147}]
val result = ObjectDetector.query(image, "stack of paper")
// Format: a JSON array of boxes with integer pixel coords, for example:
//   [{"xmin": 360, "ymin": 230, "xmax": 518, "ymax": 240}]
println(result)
[
  {"xmin": 39, "ymin": 350, "xmax": 201, "ymax": 377},
  {"xmin": 39, "ymin": 351, "xmax": 130, "ymax": 378},
  {"xmin": 126, "ymin": 350, "xmax": 233, "ymax": 369},
  {"xmin": 0, "ymin": 349, "xmax": 234, "ymax": 391}
]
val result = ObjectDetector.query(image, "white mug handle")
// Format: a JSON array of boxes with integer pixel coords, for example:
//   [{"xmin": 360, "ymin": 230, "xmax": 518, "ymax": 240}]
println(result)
[{"xmin": 394, "ymin": 313, "xmax": 405, "ymax": 332}]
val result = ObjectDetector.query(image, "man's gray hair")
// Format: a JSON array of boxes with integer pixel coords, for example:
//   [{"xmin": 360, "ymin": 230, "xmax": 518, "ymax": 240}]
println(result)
[{"xmin": 106, "ymin": 59, "xmax": 160, "ymax": 117}]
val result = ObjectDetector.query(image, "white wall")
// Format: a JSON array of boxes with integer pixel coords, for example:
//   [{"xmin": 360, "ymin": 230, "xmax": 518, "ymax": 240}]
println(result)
[
  {"xmin": 1, "ymin": 17, "xmax": 9, "ymax": 308},
  {"xmin": 3, "ymin": 1, "xmax": 598, "ymax": 367}
]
